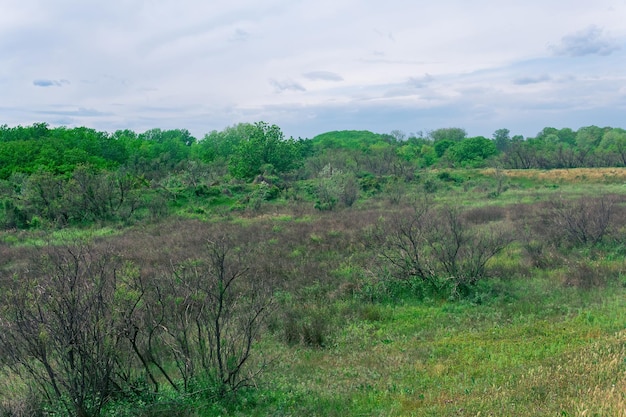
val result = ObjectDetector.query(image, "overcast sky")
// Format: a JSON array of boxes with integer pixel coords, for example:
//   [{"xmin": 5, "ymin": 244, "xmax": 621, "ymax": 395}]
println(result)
[{"xmin": 2, "ymin": 0, "xmax": 626, "ymax": 139}]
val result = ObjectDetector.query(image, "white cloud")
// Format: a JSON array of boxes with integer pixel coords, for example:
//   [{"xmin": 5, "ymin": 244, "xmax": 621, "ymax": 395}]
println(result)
[{"xmin": 1, "ymin": 0, "xmax": 626, "ymax": 139}]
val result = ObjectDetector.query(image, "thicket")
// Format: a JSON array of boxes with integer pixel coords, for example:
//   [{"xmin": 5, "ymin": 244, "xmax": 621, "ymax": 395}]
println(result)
[
  {"xmin": 2, "ymin": 122, "xmax": 626, "ymax": 230},
  {"xmin": 1, "ymin": 121, "xmax": 626, "ymax": 415}
]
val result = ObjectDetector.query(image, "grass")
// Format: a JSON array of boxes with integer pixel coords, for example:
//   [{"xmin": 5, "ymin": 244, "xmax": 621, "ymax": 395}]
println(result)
[
  {"xmin": 236, "ymin": 280, "xmax": 626, "ymax": 417},
  {"xmin": 3, "ymin": 168, "xmax": 626, "ymax": 416},
  {"xmin": 0, "ymin": 225, "xmax": 120, "ymax": 246},
  {"xmin": 486, "ymin": 167, "xmax": 626, "ymax": 183}
]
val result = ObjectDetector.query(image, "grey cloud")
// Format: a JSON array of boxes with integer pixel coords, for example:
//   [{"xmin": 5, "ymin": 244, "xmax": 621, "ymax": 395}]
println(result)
[
  {"xmin": 373, "ymin": 28, "xmax": 395, "ymax": 42},
  {"xmin": 513, "ymin": 74, "xmax": 551, "ymax": 85},
  {"xmin": 551, "ymin": 26, "xmax": 621, "ymax": 57},
  {"xmin": 35, "ymin": 107, "xmax": 109, "ymax": 117},
  {"xmin": 383, "ymin": 88, "xmax": 417, "ymax": 98},
  {"xmin": 269, "ymin": 79, "xmax": 306, "ymax": 93},
  {"xmin": 229, "ymin": 28, "xmax": 250, "ymax": 42},
  {"xmin": 303, "ymin": 71, "xmax": 344, "ymax": 82},
  {"xmin": 33, "ymin": 79, "xmax": 70, "ymax": 87},
  {"xmin": 408, "ymin": 74, "xmax": 434, "ymax": 88}
]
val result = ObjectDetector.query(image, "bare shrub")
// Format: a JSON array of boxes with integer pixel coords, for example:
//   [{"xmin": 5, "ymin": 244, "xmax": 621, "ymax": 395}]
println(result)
[
  {"xmin": 366, "ymin": 196, "xmax": 441, "ymax": 290},
  {"xmin": 382, "ymin": 179, "xmax": 406, "ymax": 205},
  {"xmin": 367, "ymin": 198, "xmax": 514, "ymax": 297},
  {"xmin": 282, "ymin": 306, "xmax": 330, "ymax": 348},
  {"xmin": 546, "ymin": 196, "xmax": 617, "ymax": 247},
  {"xmin": 463, "ymin": 205, "xmax": 507, "ymax": 225},
  {"xmin": 520, "ymin": 233, "xmax": 565, "ymax": 269},
  {"xmin": 0, "ymin": 244, "xmax": 122, "ymax": 417},
  {"xmin": 340, "ymin": 174, "xmax": 359, "ymax": 207},
  {"xmin": 0, "ymin": 372, "xmax": 44, "ymax": 417},
  {"xmin": 430, "ymin": 206, "xmax": 515, "ymax": 294},
  {"xmin": 561, "ymin": 260, "xmax": 620, "ymax": 289},
  {"xmin": 159, "ymin": 234, "xmax": 274, "ymax": 394}
]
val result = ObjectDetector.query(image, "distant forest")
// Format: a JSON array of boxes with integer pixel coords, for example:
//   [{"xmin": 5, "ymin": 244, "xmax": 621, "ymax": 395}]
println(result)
[{"xmin": 1, "ymin": 121, "xmax": 624, "ymax": 229}]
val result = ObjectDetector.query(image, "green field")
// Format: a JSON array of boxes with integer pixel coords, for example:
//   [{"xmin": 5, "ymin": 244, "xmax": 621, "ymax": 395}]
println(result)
[{"xmin": 1, "ymin": 124, "xmax": 626, "ymax": 416}]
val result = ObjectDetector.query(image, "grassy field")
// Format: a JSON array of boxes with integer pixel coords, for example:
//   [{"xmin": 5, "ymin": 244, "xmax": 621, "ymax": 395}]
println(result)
[
  {"xmin": 2, "ymin": 168, "xmax": 626, "ymax": 417},
  {"xmin": 188, "ymin": 275, "xmax": 622, "ymax": 417},
  {"xmin": 216, "ymin": 170, "xmax": 626, "ymax": 417}
]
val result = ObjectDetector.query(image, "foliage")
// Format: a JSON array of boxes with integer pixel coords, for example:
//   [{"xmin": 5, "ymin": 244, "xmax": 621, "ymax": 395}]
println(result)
[
  {"xmin": 229, "ymin": 122, "xmax": 301, "ymax": 179},
  {"xmin": 310, "ymin": 130, "xmax": 390, "ymax": 151},
  {"xmin": 312, "ymin": 164, "xmax": 359, "ymax": 211},
  {"xmin": 428, "ymin": 127, "xmax": 467, "ymax": 142},
  {"xmin": 3, "ymin": 120, "xmax": 626, "ymax": 416},
  {"xmin": 447, "ymin": 136, "xmax": 497, "ymax": 167}
]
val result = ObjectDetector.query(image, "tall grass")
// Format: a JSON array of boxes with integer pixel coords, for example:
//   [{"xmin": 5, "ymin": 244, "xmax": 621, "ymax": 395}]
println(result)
[{"xmin": 249, "ymin": 284, "xmax": 626, "ymax": 416}]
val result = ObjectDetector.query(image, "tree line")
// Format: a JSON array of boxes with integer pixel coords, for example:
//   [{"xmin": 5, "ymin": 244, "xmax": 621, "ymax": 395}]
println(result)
[{"xmin": 1, "ymin": 121, "xmax": 625, "ymax": 230}]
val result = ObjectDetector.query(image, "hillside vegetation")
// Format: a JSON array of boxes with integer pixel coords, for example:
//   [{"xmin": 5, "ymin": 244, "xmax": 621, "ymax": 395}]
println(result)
[{"xmin": 0, "ymin": 122, "xmax": 625, "ymax": 416}]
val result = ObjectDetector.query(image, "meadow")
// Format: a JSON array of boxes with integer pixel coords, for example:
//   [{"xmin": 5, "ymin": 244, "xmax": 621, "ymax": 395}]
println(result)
[{"xmin": 2, "ymin": 167, "xmax": 625, "ymax": 416}]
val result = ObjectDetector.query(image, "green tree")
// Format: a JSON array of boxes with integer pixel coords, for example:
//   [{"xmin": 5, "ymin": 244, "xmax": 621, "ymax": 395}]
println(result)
[
  {"xmin": 598, "ymin": 128, "xmax": 626, "ymax": 166},
  {"xmin": 429, "ymin": 127, "xmax": 467, "ymax": 143},
  {"xmin": 230, "ymin": 122, "xmax": 301, "ymax": 179},
  {"xmin": 575, "ymin": 125, "xmax": 605, "ymax": 166},
  {"xmin": 449, "ymin": 136, "xmax": 497, "ymax": 167},
  {"xmin": 434, "ymin": 139, "xmax": 455, "ymax": 158},
  {"xmin": 196, "ymin": 124, "xmax": 251, "ymax": 163},
  {"xmin": 492, "ymin": 128, "xmax": 510, "ymax": 152}
]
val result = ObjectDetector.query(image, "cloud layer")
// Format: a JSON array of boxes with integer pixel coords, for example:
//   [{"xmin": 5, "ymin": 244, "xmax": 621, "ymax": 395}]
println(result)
[
  {"xmin": 551, "ymin": 26, "xmax": 621, "ymax": 57},
  {"xmin": 2, "ymin": 1, "xmax": 626, "ymax": 139}
]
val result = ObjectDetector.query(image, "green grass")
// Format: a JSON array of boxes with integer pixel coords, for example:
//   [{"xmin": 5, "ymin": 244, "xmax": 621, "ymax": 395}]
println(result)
[
  {"xmin": 0, "ymin": 226, "xmax": 120, "ymax": 246},
  {"xmin": 229, "ymin": 280, "xmax": 626, "ymax": 417},
  {"xmin": 4, "ymin": 169, "xmax": 626, "ymax": 416}
]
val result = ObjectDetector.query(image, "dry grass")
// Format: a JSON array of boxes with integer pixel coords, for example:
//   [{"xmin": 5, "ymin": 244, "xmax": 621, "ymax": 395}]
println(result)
[
  {"xmin": 482, "ymin": 167, "xmax": 626, "ymax": 183},
  {"xmin": 569, "ymin": 331, "xmax": 626, "ymax": 417}
]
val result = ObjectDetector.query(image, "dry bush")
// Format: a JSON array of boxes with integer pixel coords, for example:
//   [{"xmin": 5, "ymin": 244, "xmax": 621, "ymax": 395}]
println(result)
[
  {"xmin": 546, "ymin": 195, "xmax": 617, "ymax": 247},
  {"xmin": 368, "ymin": 199, "xmax": 515, "ymax": 297},
  {"xmin": 0, "ymin": 372, "xmax": 44, "ymax": 417},
  {"xmin": 506, "ymin": 202, "xmax": 542, "ymax": 224},
  {"xmin": 0, "ymin": 243, "xmax": 122, "ymax": 417},
  {"xmin": 516, "ymin": 222, "xmax": 566, "ymax": 270},
  {"xmin": 462, "ymin": 205, "xmax": 507, "ymax": 225},
  {"xmin": 561, "ymin": 260, "xmax": 622, "ymax": 289},
  {"xmin": 491, "ymin": 167, "xmax": 626, "ymax": 182}
]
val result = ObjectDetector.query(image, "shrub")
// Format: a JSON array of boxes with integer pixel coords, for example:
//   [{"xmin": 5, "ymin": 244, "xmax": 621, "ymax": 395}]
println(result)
[
  {"xmin": 463, "ymin": 205, "xmax": 507, "ymax": 225},
  {"xmin": 546, "ymin": 196, "xmax": 617, "ymax": 247},
  {"xmin": 0, "ymin": 244, "xmax": 122, "ymax": 417},
  {"xmin": 367, "ymin": 199, "xmax": 514, "ymax": 298},
  {"xmin": 282, "ymin": 306, "xmax": 331, "ymax": 348},
  {"xmin": 561, "ymin": 260, "xmax": 621, "ymax": 289}
]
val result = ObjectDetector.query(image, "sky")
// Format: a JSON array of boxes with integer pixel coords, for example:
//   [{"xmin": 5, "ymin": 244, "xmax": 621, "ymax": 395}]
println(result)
[{"xmin": 2, "ymin": 0, "xmax": 626, "ymax": 140}]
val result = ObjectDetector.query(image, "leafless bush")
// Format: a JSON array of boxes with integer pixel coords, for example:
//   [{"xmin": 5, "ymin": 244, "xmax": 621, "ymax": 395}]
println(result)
[
  {"xmin": 0, "ymin": 386, "xmax": 44, "ymax": 417},
  {"xmin": 546, "ymin": 196, "xmax": 617, "ymax": 247},
  {"xmin": 0, "ymin": 244, "xmax": 122, "ymax": 417},
  {"xmin": 367, "ymin": 198, "xmax": 514, "ymax": 297},
  {"xmin": 463, "ymin": 205, "xmax": 507, "ymax": 225},
  {"xmin": 151, "ymin": 234, "xmax": 274, "ymax": 395},
  {"xmin": 282, "ymin": 306, "xmax": 330, "ymax": 348},
  {"xmin": 561, "ymin": 260, "xmax": 620, "ymax": 289}
]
